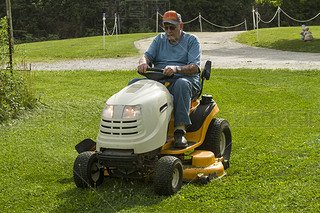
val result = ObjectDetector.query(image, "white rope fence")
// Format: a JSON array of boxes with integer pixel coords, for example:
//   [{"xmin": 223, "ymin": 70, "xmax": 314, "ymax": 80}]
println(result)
[
  {"xmin": 254, "ymin": 6, "xmax": 320, "ymax": 28},
  {"xmin": 102, "ymin": 13, "xmax": 118, "ymax": 49},
  {"xmin": 252, "ymin": 6, "xmax": 319, "ymax": 42},
  {"xmin": 279, "ymin": 7, "xmax": 320, "ymax": 23},
  {"xmin": 102, "ymin": 7, "xmax": 319, "ymax": 47},
  {"xmin": 156, "ymin": 11, "xmax": 247, "ymax": 33},
  {"xmin": 257, "ymin": 7, "xmax": 280, "ymax": 24}
]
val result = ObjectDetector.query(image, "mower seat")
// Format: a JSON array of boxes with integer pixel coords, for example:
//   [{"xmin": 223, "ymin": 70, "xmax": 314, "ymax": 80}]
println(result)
[
  {"xmin": 201, "ymin": 60, "xmax": 211, "ymax": 81},
  {"xmin": 192, "ymin": 60, "xmax": 212, "ymax": 101}
]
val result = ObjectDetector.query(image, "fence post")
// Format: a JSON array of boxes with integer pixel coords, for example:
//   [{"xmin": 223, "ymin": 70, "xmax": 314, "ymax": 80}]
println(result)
[
  {"xmin": 245, "ymin": 19, "xmax": 247, "ymax": 31},
  {"xmin": 103, "ymin": 13, "xmax": 106, "ymax": 50},
  {"xmin": 199, "ymin": 13, "xmax": 203, "ymax": 32},
  {"xmin": 255, "ymin": 8, "xmax": 259, "ymax": 42},
  {"xmin": 115, "ymin": 13, "xmax": 118, "ymax": 41},
  {"xmin": 5, "ymin": 0, "xmax": 13, "ymax": 71},
  {"xmin": 156, "ymin": 9, "xmax": 159, "ymax": 33},
  {"xmin": 118, "ymin": 14, "xmax": 121, "ymax": 34},
  {"xmin": 252, "ymin": 6, "xmax": 256, "ymax": 32},
  {"xmin": 278, "ymin": 6, "xmax": 281, "ymax": 27}
]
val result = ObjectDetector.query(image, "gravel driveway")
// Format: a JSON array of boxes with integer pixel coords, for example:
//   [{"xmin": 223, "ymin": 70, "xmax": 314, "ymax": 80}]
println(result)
[{"xmin": 32, "ymin": 31, "xmax": 320, "ymax": 71}]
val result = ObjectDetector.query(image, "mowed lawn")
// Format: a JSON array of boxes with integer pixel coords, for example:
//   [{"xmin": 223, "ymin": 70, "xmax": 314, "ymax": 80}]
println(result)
[
  {"xmin": 15, "ymin": 33, "xmax": 157, "ymax": 62},
  {"xmin": 0, "ymin": 68, "xmax": 319, "ymax": 212},
  {"xmin": 236, "ymin": 26, "xmax": 320, "ymax": 53}
]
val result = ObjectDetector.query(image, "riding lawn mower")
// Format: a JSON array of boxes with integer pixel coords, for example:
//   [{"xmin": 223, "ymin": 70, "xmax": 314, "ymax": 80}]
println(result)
[{"xmin": 73, "ymin": 60, "xmax": 232, "ymax": 195}]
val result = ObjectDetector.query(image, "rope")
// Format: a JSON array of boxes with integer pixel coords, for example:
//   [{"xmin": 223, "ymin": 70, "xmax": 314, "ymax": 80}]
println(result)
[
  {"xmin": 258, "ymin": 7, "xmax": 280, "ymax": 24},
  {"xmin": 183, "ymin": 15, "xmax": 200, "ymax": 24},
  {"xmin": 201, "ymin": 16, "xmax": 245, "ymax": 29},
  {"xmin": 279, "ymin": 8, "xmax": 320, "ymax": 23},
  {"xmin": 104, "ymin": 14, "xmax": 117, "ymax": 36},
  {"xmin": 256, "ymin": 7, "xmax": 320, "ymax": 25},
  {"xmin": 158, "ymin": 13, "xmax": 245, "ymax": 30}
]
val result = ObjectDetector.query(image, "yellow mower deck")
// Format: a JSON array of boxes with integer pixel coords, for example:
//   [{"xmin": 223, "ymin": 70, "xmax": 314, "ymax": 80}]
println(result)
[
  {"xmin": 183, "ymin": 150, "xmax": 226, "ymax": 181},
  {"xmin": 160, "ymin": 102, "xmax": 225, "ymax": 181}
]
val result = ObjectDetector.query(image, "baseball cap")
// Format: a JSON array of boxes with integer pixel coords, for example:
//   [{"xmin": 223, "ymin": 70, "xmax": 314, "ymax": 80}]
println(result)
[{"xmin": 162, "ymin": 11, "xmax": 182, "ymax": 25}]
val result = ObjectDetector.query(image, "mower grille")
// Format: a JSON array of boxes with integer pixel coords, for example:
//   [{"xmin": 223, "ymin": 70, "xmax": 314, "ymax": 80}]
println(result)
[{"xmin": 100, "ymin": 119, "xmax": 141, "ymax": 136}]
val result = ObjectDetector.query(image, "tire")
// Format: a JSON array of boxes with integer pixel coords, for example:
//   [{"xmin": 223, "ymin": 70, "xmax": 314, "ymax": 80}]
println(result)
[
  {"xmin": 200, "ymin": 176, "xmax": 210, "ymax": 185},
  {"xmin": 73, "ymin": 151, "xmax": 104, "ymax": 188},
  {"xmin": 196, "ymin": 118, "xmax": 232, "ymax": 162},
  {"xmin": 154, "ymin": 156, "xmax": 183, "ymax": 195}
]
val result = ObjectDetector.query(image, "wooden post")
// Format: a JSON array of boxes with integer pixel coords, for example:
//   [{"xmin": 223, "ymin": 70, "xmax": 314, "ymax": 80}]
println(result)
[
  {"xmin": 252, "ymin": 6, "xmax": 256, "ymax": 32},
  {"xmin": 255, "ymin": 8, "xmax": 259, "ymax": 42},
  {"xmin": 103, "ymin": 13, "xmax": 106, "ymax": 50},
  {"xmin": 117, "ymin": 14, "xmax": 121, "ymax": 34},
  {"xmin": 5, "ymin": 0, "xmax": 14, "ymax": 71},
  {"xmin": 115, "ymin": 13, "xmax": 118, "ymax": 41},
  {"xmin": 278, "ymin": 6, "xmax": 281, "ymax": 27},
  {"xmin": 199, "ymin": 13, "xmax": 202, "ymax": 32},
  {"xmin": 156, "ymin": 9, "xmax": 159, "ymax": 33},
  {"xmin": 245, "ymin": 19, "xmax": 247, "ymax": 31}
]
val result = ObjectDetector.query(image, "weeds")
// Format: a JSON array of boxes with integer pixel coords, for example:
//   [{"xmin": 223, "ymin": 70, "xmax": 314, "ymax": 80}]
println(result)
[
  {"xmin": 0, "ymin": 16, "xmax": 37, "ymax": 122},
  {"xmin": 0, "ymin": 70, "xmax": 37, "ymax": 121}
]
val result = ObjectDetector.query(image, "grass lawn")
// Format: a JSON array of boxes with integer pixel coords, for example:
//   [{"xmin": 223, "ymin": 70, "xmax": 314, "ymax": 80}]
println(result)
[
  {"xmin": 15, "ymin": 33, "xmax": 157, "ymax": 62},
  {"xmin": 1, "ymin": 69, "xmax": 319, "ymax": 212},
  {"xmin": 13, "ymin": 26, "xmax": 320, "ymax": 66},
  {"xmin": 235, "ymin": 26, "xmax": 320, "ymax": 53}
]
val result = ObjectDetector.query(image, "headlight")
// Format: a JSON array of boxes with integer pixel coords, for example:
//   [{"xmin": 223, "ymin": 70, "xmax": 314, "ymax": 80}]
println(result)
[
  {"xmin": 102, "ymin": 105, "xmax": 141, "ymax": 119},
  {"xmin": 122, "ymin": 105, "xmax": 141, "ymax": 119},
  {"xmin": 102, "ymin": 105, "xmax": 114, "ymax": 118}
]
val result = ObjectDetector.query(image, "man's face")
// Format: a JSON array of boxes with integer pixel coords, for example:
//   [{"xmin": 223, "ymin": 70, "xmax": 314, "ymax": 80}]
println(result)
[{"xmin": 164, "ymin": 23, "xmax": 182, "ymax": 43}]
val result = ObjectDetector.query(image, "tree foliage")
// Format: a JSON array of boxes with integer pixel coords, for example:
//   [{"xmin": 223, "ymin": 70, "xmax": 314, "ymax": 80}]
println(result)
[{"xmin": 0, "ymin": 0, "xmax": 319, "ymax": 42}]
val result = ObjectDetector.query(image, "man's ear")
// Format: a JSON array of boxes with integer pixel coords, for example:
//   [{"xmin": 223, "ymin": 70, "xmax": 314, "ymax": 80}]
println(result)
[{"xmin": 180, "ymin": 23, "xmax": 183, "ymax": 30}]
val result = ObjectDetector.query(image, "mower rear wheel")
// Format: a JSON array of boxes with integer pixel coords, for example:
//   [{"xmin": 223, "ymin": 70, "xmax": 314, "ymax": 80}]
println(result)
[
  {"xmin": 196, "ymin": 118, "xmax": 232, "ymax": 163},
  {"xmin": 73, "ymin": 151, "xmax": 104, "ymax": 188},
  {"xmin": 154, "ymin": 156, "xmax": 183, "ymax": 195}
]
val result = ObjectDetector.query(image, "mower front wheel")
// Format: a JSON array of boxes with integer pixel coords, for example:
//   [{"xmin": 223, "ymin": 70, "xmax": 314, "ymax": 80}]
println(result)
[
  {"xmin": 154, "ymin": 156, "xmax": 183, "ymax": 195},
  {"xmin": 73, "ymin": 151, "xmax": 104, "ymax": 188}
]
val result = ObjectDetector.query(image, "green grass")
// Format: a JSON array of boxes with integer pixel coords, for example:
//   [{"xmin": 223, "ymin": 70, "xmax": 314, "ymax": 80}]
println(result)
[
  {"xmin": 1, "ymin": 69, "xmax": 319, "ymax": 212},
  {"xmin": 235, "ymin": 26, "xmax": 320, "ymax": 53},
  {"xmin": 14, "ymin": 27, "xmax": 320, "ymax": 65},
  {"xmin": 15, "ymin": 33, "xmax": 157, "ymax": 62}
]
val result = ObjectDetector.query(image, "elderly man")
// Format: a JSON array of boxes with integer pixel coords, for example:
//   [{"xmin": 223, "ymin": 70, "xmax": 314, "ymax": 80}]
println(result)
[{"xmin": 133, "ymin": 10, "xmax": 201, "ymax": 148}]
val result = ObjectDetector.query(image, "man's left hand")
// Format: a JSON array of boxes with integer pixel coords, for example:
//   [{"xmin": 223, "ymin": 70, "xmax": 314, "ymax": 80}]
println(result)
[{"xmin": 163, "ymin": 66, "xmax": 177, "ymax": 76}]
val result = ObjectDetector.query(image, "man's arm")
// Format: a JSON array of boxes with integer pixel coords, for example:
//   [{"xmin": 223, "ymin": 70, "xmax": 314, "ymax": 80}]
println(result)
[
  {"xmin": 163, "ymin": 64, "xmax": 199, "ymax": 76},
  {"xmin": 137, "ymin": 55, "xmax": 151, "ymax": 73}
]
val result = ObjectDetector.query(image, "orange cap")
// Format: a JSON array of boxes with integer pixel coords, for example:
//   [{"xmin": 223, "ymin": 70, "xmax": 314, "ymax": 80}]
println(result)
[{"xmin": 163, "ymin": 11, "xmax": 182, "ymax": 25}]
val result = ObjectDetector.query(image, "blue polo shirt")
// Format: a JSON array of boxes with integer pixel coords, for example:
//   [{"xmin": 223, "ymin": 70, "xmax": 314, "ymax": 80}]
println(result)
[{"xmin": 144, "ymin": 32, "xmax": 201, "ymax": 77}]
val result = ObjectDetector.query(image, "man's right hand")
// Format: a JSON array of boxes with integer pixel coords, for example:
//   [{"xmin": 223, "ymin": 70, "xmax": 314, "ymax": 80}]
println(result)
[
  {"xmin": 137, "ymin": 63, "xmax": 149, "ymax": 74},
  {"xmin": 138, "ymin": 55, "xmax": 151, "ymax": 73}
]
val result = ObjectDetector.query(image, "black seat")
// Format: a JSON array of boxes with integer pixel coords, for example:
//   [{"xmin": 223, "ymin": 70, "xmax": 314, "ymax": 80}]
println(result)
[{"xmin": 192, "ymin": 60, "xmax": 212, "ymax": 101}]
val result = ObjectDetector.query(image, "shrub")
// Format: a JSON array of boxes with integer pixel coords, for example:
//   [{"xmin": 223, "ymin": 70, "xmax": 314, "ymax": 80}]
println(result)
[
  {"xmin": 0, "ymin": 70, "xmax": 37, "ymax": 121},
  {"xmin": 0, "ymin": 17, "xmax": 37, "ymax": 122}
]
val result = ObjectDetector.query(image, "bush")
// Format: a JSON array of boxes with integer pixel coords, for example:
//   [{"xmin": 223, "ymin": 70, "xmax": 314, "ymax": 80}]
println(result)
[
  {"xmin": 0, "ymin": 16, "xmax": 37, "ymax": 122},
  {"xmin": 0, "ymin": 70, "xmax": 37, "ymax": 121},
  {"xmin": 0, "ymin": 17, "xmax": 9, "ymax": 67}
]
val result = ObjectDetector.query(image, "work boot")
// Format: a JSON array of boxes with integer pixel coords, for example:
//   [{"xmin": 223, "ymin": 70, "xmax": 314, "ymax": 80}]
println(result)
[{"xmin": 174, "ymin": 129, "xmax": 188, "ymax": 148}]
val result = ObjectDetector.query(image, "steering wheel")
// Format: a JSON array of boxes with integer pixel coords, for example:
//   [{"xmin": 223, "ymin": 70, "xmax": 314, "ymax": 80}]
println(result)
[{"xmin": 139, "ymin": 67, "xmax": 173, "ymax": 81}]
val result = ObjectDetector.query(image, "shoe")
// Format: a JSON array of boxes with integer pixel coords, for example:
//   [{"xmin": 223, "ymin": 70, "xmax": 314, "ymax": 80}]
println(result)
[{"xmin": 174, "ymin": 129, "xmax": 188, "ymax": 148}]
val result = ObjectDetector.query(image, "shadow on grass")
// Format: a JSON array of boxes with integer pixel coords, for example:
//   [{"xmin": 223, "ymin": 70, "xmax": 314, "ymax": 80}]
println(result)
[
  {"xmin": 53, "ymin": 177, "xmax": 166, "ymax": 212},
  {"xmin": 260, "ymin": 38, "xmax": 320, "ymax": 53}
]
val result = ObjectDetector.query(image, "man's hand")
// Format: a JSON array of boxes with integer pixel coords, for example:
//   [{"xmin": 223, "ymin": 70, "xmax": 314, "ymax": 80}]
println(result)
[
  {"xmin": 137, "ymin": 63, "xmax": 149, "ymax": 74},
  {"xmin": 137, "ymin": 55, "xmax": 151, "ymax": 73},
  {"xmin": 163, "ymin": 66, "xmax": 177, "ymax": 76}
]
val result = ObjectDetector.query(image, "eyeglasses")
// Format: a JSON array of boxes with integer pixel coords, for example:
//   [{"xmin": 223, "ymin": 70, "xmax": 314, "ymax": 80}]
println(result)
[{"xmin": 164, "ymin": 25, "xmax": 177, "ymax": 31}]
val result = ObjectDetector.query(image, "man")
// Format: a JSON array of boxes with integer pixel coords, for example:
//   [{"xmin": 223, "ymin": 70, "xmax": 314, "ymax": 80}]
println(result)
[{"xmin": 135, "ymin": 10, "xmax": 201, "ymax": 148}]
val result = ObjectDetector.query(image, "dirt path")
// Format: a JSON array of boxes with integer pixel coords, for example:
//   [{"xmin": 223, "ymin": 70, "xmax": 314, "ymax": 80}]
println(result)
[{"xmin": 32, "ymin": 31, "xmax": 320, "ymax": 71}]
